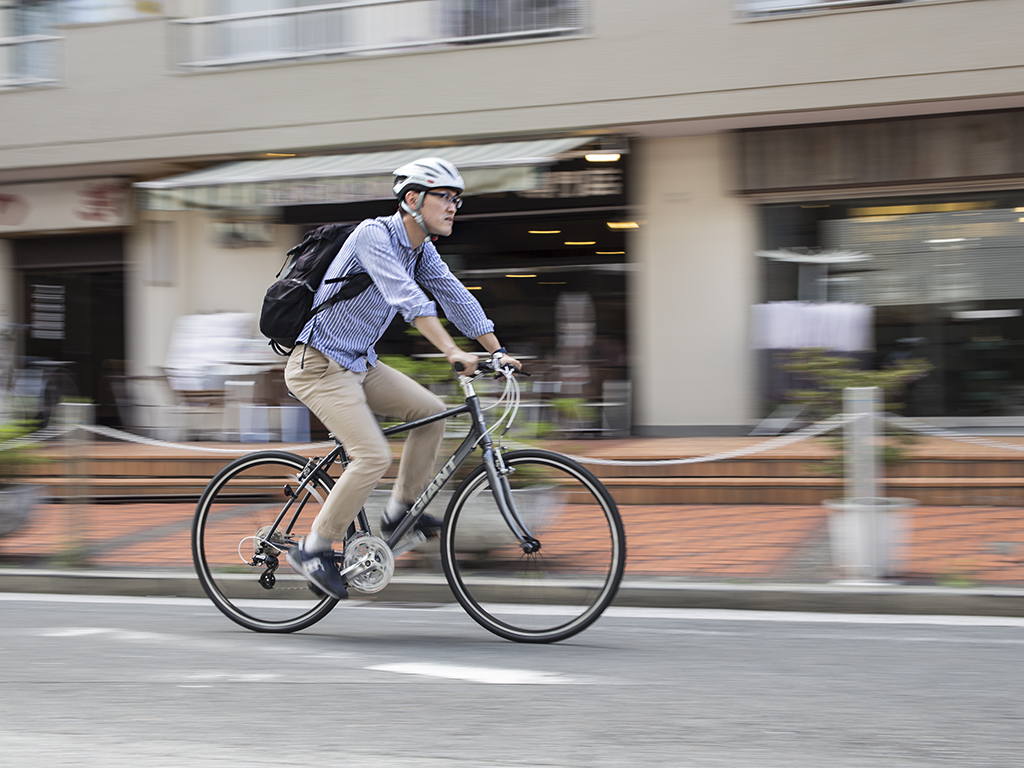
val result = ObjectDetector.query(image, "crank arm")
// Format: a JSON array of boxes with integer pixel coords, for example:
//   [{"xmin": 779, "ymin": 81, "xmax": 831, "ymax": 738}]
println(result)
[{"xmin": 338, "ymin": 558, "xmax": 377, "ymax": 581}]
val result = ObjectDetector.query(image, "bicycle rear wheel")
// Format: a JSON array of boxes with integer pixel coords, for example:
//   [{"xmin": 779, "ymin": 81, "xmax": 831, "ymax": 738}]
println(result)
[
  {"xmin": 440, "ymin": 449, "xmax": 625, "ymax": 643},
  {"xmin": 192, "ymin": 450, "xmax": 344, "ymax": 633}
]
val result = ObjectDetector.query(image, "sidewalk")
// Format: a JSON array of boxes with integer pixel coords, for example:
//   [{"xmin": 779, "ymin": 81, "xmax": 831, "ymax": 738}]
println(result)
[{"xmin": 2, "ymin": 435, "xmax": 1024, "ymax": 615}]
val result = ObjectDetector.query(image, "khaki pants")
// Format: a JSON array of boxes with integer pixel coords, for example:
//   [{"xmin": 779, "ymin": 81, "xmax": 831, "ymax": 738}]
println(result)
[{"xmin": 285, "ymin": 345, "xmax": 447, "ymax": 542}]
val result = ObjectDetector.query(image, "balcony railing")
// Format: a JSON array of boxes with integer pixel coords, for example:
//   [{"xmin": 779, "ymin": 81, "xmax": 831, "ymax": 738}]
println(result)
[
  {"xmin": 171, "ymin": 0, "xmax": 585, "ymax": 70},
  {"xmin": 0, "ymin": 34, "xmax": 61, "ymax": 88},
  {"xmin": 738, "ymin": 0, "xmax": 923, "ymax": 17}
]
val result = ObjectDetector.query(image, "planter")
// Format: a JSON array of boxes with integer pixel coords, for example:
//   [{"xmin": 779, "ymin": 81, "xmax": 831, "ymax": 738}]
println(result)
[
  {"xmin": 0, "ymin": 484, "xmax": 41, "ymax": 538},
  {"xmin": 823, "ymin": 497, "xmax": 914, "ymax": 581}
]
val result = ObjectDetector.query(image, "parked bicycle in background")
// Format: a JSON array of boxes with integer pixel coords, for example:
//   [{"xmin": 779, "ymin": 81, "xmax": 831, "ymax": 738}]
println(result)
[{"xmin": 0, "ymin": 323, "xmax": 78, "ymax": 428}]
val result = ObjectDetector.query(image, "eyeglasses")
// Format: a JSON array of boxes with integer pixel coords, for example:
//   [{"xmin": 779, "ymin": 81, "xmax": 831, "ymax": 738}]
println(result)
[{"xmin": 425, "ymin": 191, "xmax": 463, "ymax": 209}]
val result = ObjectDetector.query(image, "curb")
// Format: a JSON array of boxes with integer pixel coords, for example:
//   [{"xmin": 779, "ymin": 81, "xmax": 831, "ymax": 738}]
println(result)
[{"xmin": 3, "ymin": 569, "xmax": 1024, "ymax": 617}]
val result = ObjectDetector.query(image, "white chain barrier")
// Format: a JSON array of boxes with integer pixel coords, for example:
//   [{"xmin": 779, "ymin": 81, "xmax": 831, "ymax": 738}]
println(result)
[
  {"xmin": 4, "ymin": 409, "xmax": 1023, "ymax": 468},
  {"xmin": 0, "ymin": 422, "xmax": 334, "ymax": 454},
  {"xmin": 882, "ymin": 412, "xmax": 1024, "ymax": 454},
  {"xmin": 79, "ymin": 424, "xmax": 336, "ymax": 454},
  {"xmin": 0, "ymin": 411, "xmax": 857, "ymax": 467},
  {"xmin": 551, "ymin": 412, "xmax": 858, "ymax": 467}
]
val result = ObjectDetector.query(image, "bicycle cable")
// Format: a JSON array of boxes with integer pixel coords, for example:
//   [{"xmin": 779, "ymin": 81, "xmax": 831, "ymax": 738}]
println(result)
[{"xmin": 470, "ymin": 364, "xmax": 521, "ymax": 444}]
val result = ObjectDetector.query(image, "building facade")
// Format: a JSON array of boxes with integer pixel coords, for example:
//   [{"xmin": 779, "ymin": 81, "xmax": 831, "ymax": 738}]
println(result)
[{"xmin": 1, "ymin": 0, "xmax": 1023, "ymax": 434}]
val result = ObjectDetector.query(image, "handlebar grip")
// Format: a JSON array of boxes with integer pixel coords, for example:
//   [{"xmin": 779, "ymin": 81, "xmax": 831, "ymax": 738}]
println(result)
[{"xmin": 452, "ymin": 359, "xmax": 529, "ymax": 375}]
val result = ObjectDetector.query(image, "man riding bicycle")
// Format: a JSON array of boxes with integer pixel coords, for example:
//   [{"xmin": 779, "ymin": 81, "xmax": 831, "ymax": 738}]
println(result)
[{"xmin": 285, "ymin": 157, "xmax": 520, "ymax": 600}]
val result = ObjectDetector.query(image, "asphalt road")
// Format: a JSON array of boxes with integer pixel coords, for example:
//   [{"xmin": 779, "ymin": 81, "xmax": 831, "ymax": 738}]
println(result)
[{"xmin": 3, "ymin": 593, "xmax": 1023, "ymax": 767}]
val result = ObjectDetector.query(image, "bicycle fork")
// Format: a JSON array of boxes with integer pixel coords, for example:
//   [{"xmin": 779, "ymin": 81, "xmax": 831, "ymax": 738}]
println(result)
[{"xmin": 464, "ymin": 379, "xmax": 540, "ymax": 554}]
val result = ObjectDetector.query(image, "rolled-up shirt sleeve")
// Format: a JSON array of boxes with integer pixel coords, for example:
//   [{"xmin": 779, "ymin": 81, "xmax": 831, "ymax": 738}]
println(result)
[
  {"xmin": 355, "ymin": 221, "xmax": 437, "ymax": 323},
  {"xmin": 417, "ymin": 245, "xmax": 495, "ymax": 339}
]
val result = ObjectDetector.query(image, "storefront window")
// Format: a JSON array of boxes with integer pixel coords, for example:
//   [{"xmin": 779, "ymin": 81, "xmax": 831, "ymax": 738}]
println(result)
[{"xmin": 761, "ymin": 193, "xmax": 1024, "ymax": 417}]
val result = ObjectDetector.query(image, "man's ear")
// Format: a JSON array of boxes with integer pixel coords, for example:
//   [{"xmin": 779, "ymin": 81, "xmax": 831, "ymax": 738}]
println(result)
[{"xmin": 403, "ymin": 190, "xmax": 421, "ymax": 208}]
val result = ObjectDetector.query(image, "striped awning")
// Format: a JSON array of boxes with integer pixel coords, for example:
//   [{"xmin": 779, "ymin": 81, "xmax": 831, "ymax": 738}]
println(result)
[{"xmin": 136, "ymin": 137, "xmax": 595, "ymax": 210}]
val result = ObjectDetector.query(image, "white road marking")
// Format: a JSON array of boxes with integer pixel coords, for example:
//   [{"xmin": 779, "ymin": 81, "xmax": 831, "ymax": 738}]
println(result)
[
  {"xmin": 601, "ymin": 606, "xmax": 1024, "ymax": 628},
  {"xmin": 38, "ymin": 626, "xmax": 171, "ymax": 642},
  {"xmin": 180, "ymin": 672, "xmax": 282, "ymax": 683},
  {"xmin": 4, "ymin": 591, "xmax": 1024, "ymax": 628},
  {"xmin": 367, "ymin": 662, "xmax": 574, "ymax": 685},
  {"xmin": 40, "ymin": 627, "xmax": 111, "ymax": 637}
]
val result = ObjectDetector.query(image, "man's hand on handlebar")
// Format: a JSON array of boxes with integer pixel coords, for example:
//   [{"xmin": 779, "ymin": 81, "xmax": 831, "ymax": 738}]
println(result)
[
  {"xmin": 495, "ymin": 351, "xmax": 522, "ymax": 372},
  {"xmin": 451, "ymin": 351, "xmax": 524, "ymax": 376},
  {"xmin": 448, "ymin": 350, "xmax": 481, "ymax": 376}
]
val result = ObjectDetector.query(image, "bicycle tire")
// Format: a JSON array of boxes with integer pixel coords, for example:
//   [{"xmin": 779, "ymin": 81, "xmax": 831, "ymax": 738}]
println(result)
[
  {"xmin": 192, "ymin": 450, "xmax": 345, "ymax": 633},
  {"xmin": 440, "ymin": 448, "xmax": 625, "ymax": 643}
]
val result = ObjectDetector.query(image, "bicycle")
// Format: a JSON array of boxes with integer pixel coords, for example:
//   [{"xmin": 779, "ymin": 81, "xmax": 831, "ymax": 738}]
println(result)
[
  {"xmin": 0, "ymin": 325, "xmax": 78, "ymax": 428},
  {"xmin": 191, "ymin": 358, "xmax": 626, "ymax": 643}
]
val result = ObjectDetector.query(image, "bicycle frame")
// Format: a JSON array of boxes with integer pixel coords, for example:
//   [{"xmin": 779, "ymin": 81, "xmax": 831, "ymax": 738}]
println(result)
[{"xmin": 261, "ymin": 371, "xmax": 538, "ymax": 561}]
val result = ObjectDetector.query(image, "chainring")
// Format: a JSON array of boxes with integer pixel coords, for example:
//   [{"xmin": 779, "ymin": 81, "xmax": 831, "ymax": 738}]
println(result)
[{"xmin": 343, "ymin": 533, "xmax": 395, "ymax": 594}]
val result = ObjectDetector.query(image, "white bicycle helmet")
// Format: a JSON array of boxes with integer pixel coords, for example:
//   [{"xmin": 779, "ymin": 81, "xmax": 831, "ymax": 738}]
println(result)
[{"xmin": 393, "ymin": 158, "xmax": 465, "ymax": 236}]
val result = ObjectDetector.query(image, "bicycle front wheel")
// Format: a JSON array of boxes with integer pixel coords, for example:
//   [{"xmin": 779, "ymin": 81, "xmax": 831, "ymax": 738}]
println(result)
[
  {"xmin": 192, "ymin": 450, "xmax": 343, "ymax": 633},
  {"xmin": 440, "ymin": 449, "xmax": 625, "ymax": 643}
]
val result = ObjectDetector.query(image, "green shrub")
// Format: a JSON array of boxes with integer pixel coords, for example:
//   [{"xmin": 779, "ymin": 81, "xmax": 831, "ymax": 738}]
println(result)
[{"xmin": 782, "ymin": 348, "xmax": 932, "ymax": 474}]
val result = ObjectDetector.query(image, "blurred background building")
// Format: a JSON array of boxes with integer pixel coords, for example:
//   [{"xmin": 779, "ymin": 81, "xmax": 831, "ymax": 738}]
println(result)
[{"xmin": 1, "ymin": 0, "xmax": 1023, "ymax": 437}]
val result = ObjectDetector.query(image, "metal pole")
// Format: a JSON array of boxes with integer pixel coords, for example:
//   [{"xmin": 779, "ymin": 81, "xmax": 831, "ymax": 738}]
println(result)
[
  {"xmin": 57, "ymin": 401, "xmax": 94, "ymax": 567},
  {"xmin": 842, "ymin": 386, "xmax": 884, "ymax": 579},
  {"xmin": 844, "ymin": 386, "xmax": 880, "ymax": 503}
]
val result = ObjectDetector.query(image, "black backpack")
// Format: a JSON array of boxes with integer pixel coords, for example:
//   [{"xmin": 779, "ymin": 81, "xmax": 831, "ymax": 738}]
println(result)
[{"xmin": 259, "ymin": 223, "xmax": 372, "ymax": 355}]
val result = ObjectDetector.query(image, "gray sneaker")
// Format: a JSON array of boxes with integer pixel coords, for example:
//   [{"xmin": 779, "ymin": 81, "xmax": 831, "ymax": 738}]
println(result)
[{"xmin": 286, "ymin": 540, "xmax": 349, "ymax": 600}]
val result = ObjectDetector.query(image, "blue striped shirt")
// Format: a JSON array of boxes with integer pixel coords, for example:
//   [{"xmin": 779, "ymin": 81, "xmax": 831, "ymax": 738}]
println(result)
[{"xmin": 297, "ymin": 211, "xmax": 494, "ymax": 371}]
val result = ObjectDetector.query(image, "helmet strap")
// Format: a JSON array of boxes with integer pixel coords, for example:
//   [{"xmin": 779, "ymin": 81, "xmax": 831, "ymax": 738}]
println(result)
[{"xmin": 401, "ymin": 191, "xmax": 434, "ymax": 242}]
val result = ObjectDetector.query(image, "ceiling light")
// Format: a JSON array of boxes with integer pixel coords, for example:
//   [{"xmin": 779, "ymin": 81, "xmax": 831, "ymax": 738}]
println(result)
[
  {"xmin": 953, "ymin": 309, "xmax": 1022, "ymax": 320},
  {"xmin": 528, "ymin": 230, "xmax": 561, "ymax": 234},
  {"xmin": 585, "ymin": 153, "xmax": 621, "ymax": 163},
  {"xmin": 606, "ymin": 221, "xmax": 639, "ymax": 230},
  {"xmin": 265, "ymin": 153, "xmax": 296, "ymax": 157},
  {"xmin": 564, "ymin": 241, "xmax": 596, "ymax": 246},
  {"xmin": 596, "ymin": 251, "xmax": 625, "ymax": 255},
  {"xmin": 506, "ymin": 274, "xmax": 537, "ymax": 278},
  {"xmin": 851, "ymin": 202, "xmax": 993, "ymax": 216},
  {"xmin": 466, "ymin": 286, "xmax": 482, "ymax": 290}
]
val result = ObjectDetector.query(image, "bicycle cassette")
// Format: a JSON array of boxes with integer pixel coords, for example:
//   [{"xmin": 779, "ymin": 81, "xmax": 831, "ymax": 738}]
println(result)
[
  {"xmin": 254, "ymin": 525, "xmax": 295, "ymax": 556},
  {"xmin": 343, "ymin": 533, "xmax": 395, "ymax": 594}
]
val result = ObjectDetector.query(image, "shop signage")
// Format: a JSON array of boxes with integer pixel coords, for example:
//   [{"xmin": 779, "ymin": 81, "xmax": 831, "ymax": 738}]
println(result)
[
  {"xmin": 517, "ymin": 167, "xmax": 624, "ymax": 199},
  {"xmin": 739, "ymin": 110, "xmax": 1024, "ymax": 193},
  {"xmin": 254, "ymin": 176, "xmax": 394, "ymax": 207},
  {"xmin": 0, "ymin": 178, "xmax": 133, "ymax": 234}
]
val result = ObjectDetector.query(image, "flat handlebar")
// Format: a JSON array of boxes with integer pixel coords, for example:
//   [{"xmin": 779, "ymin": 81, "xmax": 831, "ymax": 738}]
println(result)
[{"xmin": 452, "ymin": 358, "xmax": 529, "ymax": 376}]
